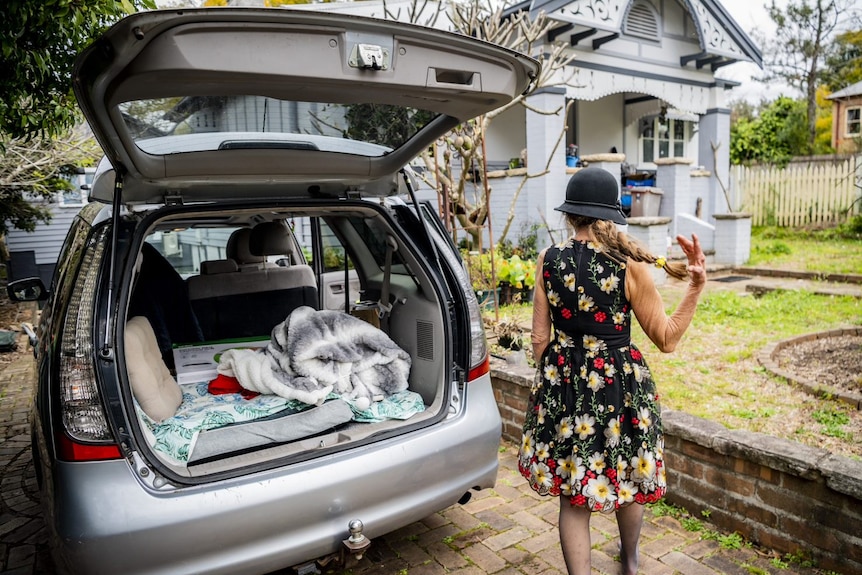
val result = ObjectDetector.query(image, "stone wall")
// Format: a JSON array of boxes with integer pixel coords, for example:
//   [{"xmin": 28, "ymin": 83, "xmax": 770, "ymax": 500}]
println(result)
[{"xmin": 490, "ymin": 360, "xmax": 862, "ymax": 574}]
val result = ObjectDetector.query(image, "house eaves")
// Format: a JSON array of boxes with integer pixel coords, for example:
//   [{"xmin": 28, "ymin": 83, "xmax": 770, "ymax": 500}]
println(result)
[
  {"xmin": 827, "ymin": 80, "xmax": 862, "ymax": 100},
  {"xmin": 505, "ymin": 0, "xmax": 762, "ymax": 70}
]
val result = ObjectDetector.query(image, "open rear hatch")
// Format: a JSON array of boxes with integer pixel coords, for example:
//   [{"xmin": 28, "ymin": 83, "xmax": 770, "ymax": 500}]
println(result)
[
  {"xmin": 76, "ymin": 7, "xmax": 538, "ymax": 480},
  {"xmin": 73, "ymin": 7, "xmax": 540, "ymax": 205}
]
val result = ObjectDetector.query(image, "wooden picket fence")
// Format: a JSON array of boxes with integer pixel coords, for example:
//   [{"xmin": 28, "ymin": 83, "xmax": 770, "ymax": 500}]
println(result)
[{"xmin": 729, "ymin": 155, "xmax": 861, "ymax": 227}]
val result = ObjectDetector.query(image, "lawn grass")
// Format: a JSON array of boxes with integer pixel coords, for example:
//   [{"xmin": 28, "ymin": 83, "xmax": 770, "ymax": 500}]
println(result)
[
  {"xmin": 487, "ymin": 221, "xmax": 862, "ymax": 460},
  {"xmin": 632, "ymin": 287, "xmax": 862, "ymax": 460},
  {"xmin": 744, "ymin": 221, "xmax": 862, "ymax": 275}
]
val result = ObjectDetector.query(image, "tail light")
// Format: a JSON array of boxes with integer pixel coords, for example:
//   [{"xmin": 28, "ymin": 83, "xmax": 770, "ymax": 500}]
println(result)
[
  {"xmin": 464, "ymin": 289, "xmax": 490, "ymax": 381},
  {"xmin": 429, "ymin": 236, "xmax": 489, "ymax": 381},
  {"xmin": 57, "ymin": 226, "xmax": 120, "ymax": 461}
]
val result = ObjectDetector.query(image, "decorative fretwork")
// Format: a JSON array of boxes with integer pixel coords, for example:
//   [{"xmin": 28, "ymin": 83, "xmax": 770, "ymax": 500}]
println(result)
[
  {"xmin": 552, "ymin": 0, "xmax": 626, "ymax": 29},
  {"xmin": 690, "ymin": 0, "xmax": 744, "ymax": 58}
]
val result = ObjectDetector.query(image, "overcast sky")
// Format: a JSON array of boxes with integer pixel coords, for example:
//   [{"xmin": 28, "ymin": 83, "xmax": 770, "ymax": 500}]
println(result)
[{"xmin": 714, "ymin": 0, "xmax": 796, "ymax": 104}]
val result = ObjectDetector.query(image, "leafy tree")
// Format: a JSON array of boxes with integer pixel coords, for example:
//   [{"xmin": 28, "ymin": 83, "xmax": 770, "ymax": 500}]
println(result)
[
  {"xmin": 813, "ymin": 85, "xmax": 835, "ymax": 154},
  {"xmin": 345, "ymin": 104, "xmax": 435, "ymax": 149},
  {"xmin": 730, "ymin": 97, "xmax": 808, "ymax": 165},
  {"xmin": 823, "ymin": 29, "xmax": 862, "ymax": 90},
  {"xmin": 755, "ymin": 0, "xmax": 858, "ymax": 153},
  {"xmin": 729, "ymin": 99, "xmax": 760, "ymax": 125},
  {"xmin": 0, "ymin": 0, "xmax": 157, "ymax": 141},
  {"xmin": 0, "ymin": 130, "xmax": 102, "ymax": 235},
  {"xmin": 0, "ymin": 0, "xmax": 155, "ymax": 240}
]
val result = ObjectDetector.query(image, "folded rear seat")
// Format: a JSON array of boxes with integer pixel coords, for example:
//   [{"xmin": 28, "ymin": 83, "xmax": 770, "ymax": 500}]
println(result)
[{"xmin": 189, "ymin": 223, "xmax": 318, "ymax": 340}]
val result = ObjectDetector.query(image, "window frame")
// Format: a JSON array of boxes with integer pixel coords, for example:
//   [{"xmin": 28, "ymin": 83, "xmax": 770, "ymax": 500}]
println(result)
[
  {"xmin": 639, "ymin": 116, "xmax": 690, "ymax": 164},
  {"xmin": 846, "ymin": 106, "xmax": 861, "ymax": 137}
]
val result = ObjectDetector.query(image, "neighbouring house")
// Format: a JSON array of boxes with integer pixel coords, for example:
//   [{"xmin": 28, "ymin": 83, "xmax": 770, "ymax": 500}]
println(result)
[
  {"xmin": 4, "ymin": 168, "xmax": 95, "ymax": 288},
  {"xmin": 827, "ymin": 80, "xmax": 862, "ymax": 154}
]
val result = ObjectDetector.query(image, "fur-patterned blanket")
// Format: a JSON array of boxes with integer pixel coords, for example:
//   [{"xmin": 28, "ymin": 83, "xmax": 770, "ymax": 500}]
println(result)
[{"xmin": 216, "ymin": 306, "xmax": 411, "ymax": 409}]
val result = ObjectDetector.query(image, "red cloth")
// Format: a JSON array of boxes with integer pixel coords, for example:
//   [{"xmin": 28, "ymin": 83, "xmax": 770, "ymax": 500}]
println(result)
[{"xmin": 208, "ymin": 373, "xmax": 260, "ymax": 400}]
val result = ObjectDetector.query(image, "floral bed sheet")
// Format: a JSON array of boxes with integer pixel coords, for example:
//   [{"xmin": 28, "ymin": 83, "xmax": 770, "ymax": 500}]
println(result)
[{"xmin": 137, "ymin": 382, "xmax": 425, "ymax": 465}]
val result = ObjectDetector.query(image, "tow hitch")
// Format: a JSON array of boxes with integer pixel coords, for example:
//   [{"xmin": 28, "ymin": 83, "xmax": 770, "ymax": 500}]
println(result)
[
  {"xmin": 342, "ymin": 519, "xmax": 371, "ymax": 561},
  {"xmin": 292, "ymin": 519, "xmax": 372, "ymax": 574}
]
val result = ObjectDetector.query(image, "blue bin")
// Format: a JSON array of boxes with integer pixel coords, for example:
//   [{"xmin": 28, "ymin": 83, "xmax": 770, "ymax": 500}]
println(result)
[
  {"xmin": 621, "ymin": 192, "xmax": 632, "ymax": 209},
  {"xmin": 626, "ymin": 178, "xmax": 655, "ymax": 187}
]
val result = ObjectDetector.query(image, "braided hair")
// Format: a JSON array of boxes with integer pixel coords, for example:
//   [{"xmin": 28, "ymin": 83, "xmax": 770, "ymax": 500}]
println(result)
[{"xmin": 565, "ymin": 215, "xmax": 689, "ymax": 281}]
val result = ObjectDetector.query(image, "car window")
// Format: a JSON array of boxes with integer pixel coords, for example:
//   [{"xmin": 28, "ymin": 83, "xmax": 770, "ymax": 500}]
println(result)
[
  {"xmin": 290, "ymin": 215, "xmax": 373, "ymax": 274},
  {"xmin": 120, "ymin": 97, "xmax": 437, "ymax": 157},
  {"xmin": 145, "ymin": 227, "xmax": 236, "ymax": 279},
  {"xmin": 51, "ymin": 216, "xmax": 95, "ymax": 310},
  {"xmin": 60, "ymin": 169, "xmax": 95, "ymax": 207},
  {"xmin": 344, "ymin": 215, "xmax": 414, "ymax": 275}
]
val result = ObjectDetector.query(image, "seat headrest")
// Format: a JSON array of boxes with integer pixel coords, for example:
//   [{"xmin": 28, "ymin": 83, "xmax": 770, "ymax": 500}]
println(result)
[
  {"xmin": 201, "ymin": 259, "xmax": 239, "ymax": 275},
  {"xmin": 249, "ymin": 221, "xmax": 296, "ymax": 257},
  {"xmin": 227, "ymin": 228, "xmax": 265, "ymax": 266}
]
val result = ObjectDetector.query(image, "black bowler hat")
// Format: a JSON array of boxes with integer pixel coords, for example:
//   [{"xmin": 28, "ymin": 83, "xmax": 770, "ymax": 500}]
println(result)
[{"xmin": 555, "ymin": 168, "xmax": 627, "ymax": 225}]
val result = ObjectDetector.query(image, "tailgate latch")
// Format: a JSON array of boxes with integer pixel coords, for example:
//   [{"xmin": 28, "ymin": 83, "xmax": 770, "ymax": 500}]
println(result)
[
  {"xmin": 350, "ymin": 43, "xmax": 389, "ymax": 71},
  {"xmin": 164, "ymin": 192, "xmax": 183, "ymax": 206}
]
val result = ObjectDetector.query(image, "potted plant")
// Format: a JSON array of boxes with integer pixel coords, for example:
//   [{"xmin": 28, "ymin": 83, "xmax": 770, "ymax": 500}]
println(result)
[
  {"xmin": 494, "ymin": 317, "xmax": 524, "ymax": 351},
  {"xmin": 462, "ymin": 250, "xmax": 500, "ymax": 310},
  {"xmin": 497, "ymin": 254, "xmax": 535, "ymax": 305}
]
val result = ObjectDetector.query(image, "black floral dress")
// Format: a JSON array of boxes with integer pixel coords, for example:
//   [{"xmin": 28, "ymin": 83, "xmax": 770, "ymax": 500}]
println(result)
[{"xmin": 518, "ymin": 239, "xmax": 666, "ymax": 513}]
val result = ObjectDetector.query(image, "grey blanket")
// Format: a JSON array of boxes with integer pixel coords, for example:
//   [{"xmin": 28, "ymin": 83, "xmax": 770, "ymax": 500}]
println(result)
[{"xmin": 217, "ymin": 306, "xmax": 411, "ymax": 408}]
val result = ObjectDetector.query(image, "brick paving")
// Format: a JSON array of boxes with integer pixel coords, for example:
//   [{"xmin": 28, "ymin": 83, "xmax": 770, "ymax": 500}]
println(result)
[
  {"xmin": 328, "ymin": 442, "xmax": 829, "ymax": 575},
  {"xmin": 0, "ymin": 332, "xmax": 834, "ymax": 575}
]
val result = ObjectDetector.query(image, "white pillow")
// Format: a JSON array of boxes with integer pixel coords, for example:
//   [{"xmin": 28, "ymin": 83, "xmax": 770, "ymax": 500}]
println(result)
[{"xmin": 125, "ymin": 316, "xmax": 182, "ymax": 421}]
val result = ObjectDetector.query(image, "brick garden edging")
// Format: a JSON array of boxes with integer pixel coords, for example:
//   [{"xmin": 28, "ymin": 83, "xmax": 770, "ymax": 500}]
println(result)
[
  {"xmin": 757, "ymin": 326, "xmax": 862, "ymax": 409},
  {"xmin": 490, "ymin": 359, "xmax": 862, "ymax": 574}
]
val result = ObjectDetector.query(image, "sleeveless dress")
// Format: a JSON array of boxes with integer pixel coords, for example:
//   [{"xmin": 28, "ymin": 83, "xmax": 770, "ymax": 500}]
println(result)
[{"xmin": 518, "ymin": 239, "xmax": 666, "ymax": 513}]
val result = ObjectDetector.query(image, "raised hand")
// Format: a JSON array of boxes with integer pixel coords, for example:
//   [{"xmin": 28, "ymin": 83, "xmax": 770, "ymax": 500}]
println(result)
[{"xmin": 676, "ymin": 234, "xmax": 706, "ymax": 288}]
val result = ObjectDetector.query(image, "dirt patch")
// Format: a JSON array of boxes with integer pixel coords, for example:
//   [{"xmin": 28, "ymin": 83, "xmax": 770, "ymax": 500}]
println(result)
[{"xmin": 774, "ymin": 334, "xmax": 862, "ymax": 400}]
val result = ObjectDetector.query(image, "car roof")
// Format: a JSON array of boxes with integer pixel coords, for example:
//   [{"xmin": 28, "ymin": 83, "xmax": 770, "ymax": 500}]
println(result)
[{"xmin": 74, "ymin": 7, "xmax": 540, "ymax": 204}]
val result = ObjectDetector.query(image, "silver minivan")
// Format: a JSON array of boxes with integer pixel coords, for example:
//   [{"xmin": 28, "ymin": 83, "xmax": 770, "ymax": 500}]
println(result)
[{"xmin": 9, "ymin": 7, "xmax": 539, "ymax": 575}]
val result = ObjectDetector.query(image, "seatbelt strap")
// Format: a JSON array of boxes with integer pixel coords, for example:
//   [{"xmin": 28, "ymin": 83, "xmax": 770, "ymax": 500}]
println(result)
[
  {"xmin": 344, "ymin": 251, "xmax": 350, "ymax": 313},
  {"xmin": 378, "ymin": 236, "xmax": 397, "ymax": 321}
]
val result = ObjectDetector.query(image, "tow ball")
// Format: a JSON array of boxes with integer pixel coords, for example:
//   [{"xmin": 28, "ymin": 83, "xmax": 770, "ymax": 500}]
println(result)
[
  {"xmin": 341, "ymin": 519, "xmax": 371, "ymax": 562},
  {"xmin": 293, "ymin": 520, "xmax": 372, "ymax": 574}
]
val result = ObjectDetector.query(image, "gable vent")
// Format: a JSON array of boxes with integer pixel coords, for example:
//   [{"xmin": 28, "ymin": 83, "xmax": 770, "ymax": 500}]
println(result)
[
  {"xmin": 416, "ymin": 320, "xmax": 435, "ymax": 361},
  {"xmin": 624, "ymin": 1, "xmax": 660, "ymax": 41}
]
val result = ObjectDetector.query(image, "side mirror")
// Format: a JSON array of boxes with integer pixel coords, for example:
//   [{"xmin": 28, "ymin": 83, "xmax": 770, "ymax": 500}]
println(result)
[{"xmin": 7, "ymin": 277, "xmax": 48, "ymax": 302}]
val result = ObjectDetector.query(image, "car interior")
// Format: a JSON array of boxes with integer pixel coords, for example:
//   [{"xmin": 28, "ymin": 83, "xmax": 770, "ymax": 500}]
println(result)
[{"xmin": 122, "ymin": 204, "xmax": 453, "ymax": 477}]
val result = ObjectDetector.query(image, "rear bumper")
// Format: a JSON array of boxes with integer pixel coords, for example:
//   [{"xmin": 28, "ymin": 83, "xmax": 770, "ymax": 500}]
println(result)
[{"xmin": 46, "ymin": 377, "xmax": 501, "ymax": 575}]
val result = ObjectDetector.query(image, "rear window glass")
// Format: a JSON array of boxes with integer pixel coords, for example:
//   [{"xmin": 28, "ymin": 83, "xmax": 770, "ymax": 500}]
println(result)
[
  {"xmin": 119, "ymin": 96, "xmax": 437, "ymax": 157},
  {"xmin": 145, "ymin": 228, "xmax": 236, "ymax": 279}
]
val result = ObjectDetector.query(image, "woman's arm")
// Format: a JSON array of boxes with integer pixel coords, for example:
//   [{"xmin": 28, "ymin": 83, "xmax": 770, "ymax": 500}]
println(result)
[
  {"xmin": 625, "ymin": 234, "xmax": 706, "ymax": 353},
  {"xmin": 531, "ymin": 249, "xmax": 551, "ymax": 360}
]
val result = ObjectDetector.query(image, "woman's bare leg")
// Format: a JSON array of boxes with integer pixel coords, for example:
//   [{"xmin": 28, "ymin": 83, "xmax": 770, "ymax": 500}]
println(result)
[
  {"xmin": 559, "ymin": 498, "xmax": 592, "ymax": 575},
  {"xmin": 616, "ymin": 503, "xmax": 644, "ymax": 575}
]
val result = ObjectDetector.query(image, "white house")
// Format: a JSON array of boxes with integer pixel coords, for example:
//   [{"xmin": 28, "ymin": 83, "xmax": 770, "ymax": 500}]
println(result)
[
  {"xmin": 297, "ymin": 0, "xmax": 762, "ymax": 265},
  {"xmin": 493, "ymin": 0, "xmax": 760, "ymax": 260}
]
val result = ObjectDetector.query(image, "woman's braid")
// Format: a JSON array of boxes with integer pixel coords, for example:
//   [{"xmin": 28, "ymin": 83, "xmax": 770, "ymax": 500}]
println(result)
[{"xmin": 566, "ymin": 216, "xmax": 689, "ymax": 281}]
